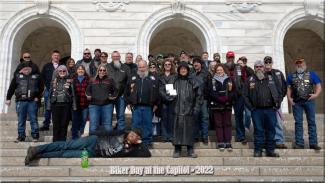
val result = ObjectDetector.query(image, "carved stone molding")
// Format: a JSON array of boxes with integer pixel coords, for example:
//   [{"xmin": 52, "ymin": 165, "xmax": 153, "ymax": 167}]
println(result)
[
  {"xmin": 171, "ymin": 0, "xmax": 185, "ymax": 15},
  {"xmin": 93, "ymin": 0, "xmax": 130, "ymax": 12},
  {"xmin": 304, "ymin": 0, "xmax": 322, "ymax": 16},
  {"xmin": 226, "ymin": 1, "xmax": 262, "ymax": 13},
  {"xmin": 34, "ymin": 0, "xmax": 50, "ymax": 14}
]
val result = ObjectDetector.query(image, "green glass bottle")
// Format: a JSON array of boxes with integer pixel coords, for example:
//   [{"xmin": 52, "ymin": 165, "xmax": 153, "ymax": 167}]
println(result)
[{"xmin": 81, "ymin": 148, "xmax": 89, "ymax": 168}]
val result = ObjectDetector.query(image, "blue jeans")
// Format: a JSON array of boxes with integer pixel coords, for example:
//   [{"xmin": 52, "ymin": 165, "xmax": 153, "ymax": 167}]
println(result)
[
  {"xmin": 16, "ymin": 101, "xmax": 39, "ymax": 138},
  {"xmin": 244, "ymin": 106, "xmax": 252, "ymax": 129},
  {"xmin": 194, "ymin": 100, "xmax": 209, "ymax": 139},
  {"xmin": 113, "ymin": 96, "xmax": 126, "ymax": 131},
  {"xmin": 274, "ymin": 109, "xmax": 285, "ymax": 145},
  {"xmin": 161, "ymin": 103, "xmax": 174, "ymax": 140},
  {"xmin": 234, "ymin": 95, "xmax": 245, "ymax": 141},
  {"xmin": 89, "ymin": 104, "xmax": 113, "ymax": 134},
  {"xmin": 251, "ymin": 108, "xmax": 277, "ymax": 153},
  {"xmin": 131, "ymin": 105, "xmax": 153, "ymax": 145},
  {"xmin": 292, "ymin": 100, "xmax": 318, "ymax": 146},
  {"xmin": 42, "ymin": 88, "xmax": 51, "ymax": 128},
  {"xmin": 71, "ymin": 108, "xmax": 89, "ymax": 139},
  {"xmin": 37, "ymin": 135, "xmax": 97, "ymax": 158}
]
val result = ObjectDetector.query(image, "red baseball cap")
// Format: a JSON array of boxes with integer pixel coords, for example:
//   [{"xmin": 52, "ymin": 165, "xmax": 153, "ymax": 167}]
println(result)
[{"xmin": 226, "ymin": 51, "xmax": 235, "ymax": 58}]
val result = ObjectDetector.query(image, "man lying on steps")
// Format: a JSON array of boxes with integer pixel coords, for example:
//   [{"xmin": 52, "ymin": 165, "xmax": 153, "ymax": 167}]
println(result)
[{"xmin": 25, "ymin": 128, "xmax": 151, "ymax": 166}]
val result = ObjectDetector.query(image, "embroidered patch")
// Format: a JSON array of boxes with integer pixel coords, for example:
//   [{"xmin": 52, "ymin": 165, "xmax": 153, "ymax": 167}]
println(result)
[{"xmin": 249, "ymin": 82, "xmax": 255, "ymax": 89}]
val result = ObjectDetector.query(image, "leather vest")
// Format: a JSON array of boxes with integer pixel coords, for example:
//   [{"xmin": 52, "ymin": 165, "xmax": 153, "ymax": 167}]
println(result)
[
  {"xmin": 291, "ymin": 71, "xmax": 314, "ymax": 101},
  {"xmin": 247, "ymin": 75, "xmax": 280, "ymax": 108},
  {"xmin": 50, "ymin": 78, "xmax": 73, "ymax": 103},
  {"xmin": 15, "ymin": 73, "xmax": 40, "ymax": 101}
]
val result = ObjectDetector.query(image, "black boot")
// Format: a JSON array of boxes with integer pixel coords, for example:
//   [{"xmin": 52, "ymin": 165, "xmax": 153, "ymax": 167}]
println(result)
[
  {"xmin": 173, "ymin": 145, "xmax": 181, "ymax": 158},
  {"xmin": 25, "ymin": 146, "xmax": 38, "ymax": 166}
]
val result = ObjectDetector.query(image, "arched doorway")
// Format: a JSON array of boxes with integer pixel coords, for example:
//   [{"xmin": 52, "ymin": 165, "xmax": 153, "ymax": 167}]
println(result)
[
  {"xmin": 137, "ymin": 7, "xmax": 220, "ymax": 60},
  {"xmin": 0, "ymin": 6, "xmax": 83, "ymax": 113},
  {"xmin": 283, "ymin": 20, "xmax": 324, "ymax": 113},
  {"xmin": 6, "ymin": 18, "xmax": 72, "ymax": 113},
  {"xmin": 149, "ymin": 19, "xmax": 204, "ymax": 56},
  {"xmin": 21, "ymin": 26, "xmax": 71, "ymax": 70}
]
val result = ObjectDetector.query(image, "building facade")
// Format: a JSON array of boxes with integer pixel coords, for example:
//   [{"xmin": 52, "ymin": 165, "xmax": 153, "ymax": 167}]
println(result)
[{"xmin": 0, "ymin": 0, "xmax": 324, "ymax": 113}]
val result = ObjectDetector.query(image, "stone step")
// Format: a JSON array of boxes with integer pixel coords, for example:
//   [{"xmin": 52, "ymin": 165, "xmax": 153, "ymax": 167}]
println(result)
[
  {"xmin": 1, "ymin": 136, "xmax": 324, "ymax": 145},
  {"xmin": 1, "ymin": 149, "xmax": 323, "ymax": 158},
  {"xmin": 1, "ymin": 119, "xmax": 324, "ymax": 127},
  {"xmin": 1, "ymin": 156, "xmax": 324, "ymax": 166},
  {"xmin": 1, "ymin": 176, "xmax": 324, "ymax": 182},
  {"xmin": 0, "ymin": 141, "xmax": 324, "ymax": 150},
  {"xmin": 0, "ymin": 166, "xmax": 323, "ymax": 177},
  {"xmin": 1, "ymin": 124, "xmax": 323, "ymax": 135}
]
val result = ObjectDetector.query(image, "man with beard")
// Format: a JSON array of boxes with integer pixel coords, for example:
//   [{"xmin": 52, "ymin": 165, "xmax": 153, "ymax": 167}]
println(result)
[
  {"xmin": 76, "ymin": 48, "xmax": 97, "ymax": 78},
  {"xmin": 24, "ymin": 128, "xmax": 151, "ymax": 166},
  {"xmin": 124, "ymin": 52, "xmax": 138, "ymax": 76},
  {"xmin": 264, "ymin": 56, "xmax": 287, "ymax": 149},
  {"xmin": 287, "ymin": 57, "xmax": 322, "ymax": 150},
  {"xmin": 224, "ymin": 51, "xmax": 248, "ymax": 144},
  {"xmin": 243, "ymin": 60, "xmax": 280, "ymax": 157},
  {"xmin": 107, "ymin": 51, "xmax": 130, "ymax": 131},
  {"xmin": 126, "ymin": 60, "xmax": 159, "ymax": 148}
]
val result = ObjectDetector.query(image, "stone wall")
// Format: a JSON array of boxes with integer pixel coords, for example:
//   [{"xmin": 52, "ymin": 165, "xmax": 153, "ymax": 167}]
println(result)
[{"xmin": 0, "ymin": 0, "xmax": 324, "ymax": 113}]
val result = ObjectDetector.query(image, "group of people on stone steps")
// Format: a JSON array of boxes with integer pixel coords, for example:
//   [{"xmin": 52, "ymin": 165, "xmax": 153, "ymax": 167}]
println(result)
[{"xmin": 5, "ymin": 49, "xmax": 322, "ymax": 166}]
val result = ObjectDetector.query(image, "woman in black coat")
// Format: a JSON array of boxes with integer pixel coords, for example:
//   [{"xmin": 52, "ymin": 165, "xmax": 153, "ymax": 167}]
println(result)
[
  {"xmin": 172, "ymin": 61, "xmax": 202, "ymax": 158},
  {"xmin": 159, "ymin": 58, "xmax": 177, "ymax": 142}
]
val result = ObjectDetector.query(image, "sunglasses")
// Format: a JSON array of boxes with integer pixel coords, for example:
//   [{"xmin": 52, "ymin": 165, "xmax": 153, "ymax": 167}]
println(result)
[
  {"xmin": 58, "ymin": 70, "xmax": 66, "ymax": 73},
  {"xmin": 264, "ymin": 61, "xmax": 272, "ymax": 64},
  {"xmin": 23, "ymin": 56, "xmax": 31, "ymax": 59},
  {"xmin": 99, "ymin": 69, "xmax": 106, "ymax": 72},
  {"xmin": 83, "ymin": 53, "xmax": 91, "ymax": 55}
]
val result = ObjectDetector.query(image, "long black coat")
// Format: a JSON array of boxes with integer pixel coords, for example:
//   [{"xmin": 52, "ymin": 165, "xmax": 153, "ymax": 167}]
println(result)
[{"xmin": 172, "ymin": 75, "xmax": 202, "ymax": 146}]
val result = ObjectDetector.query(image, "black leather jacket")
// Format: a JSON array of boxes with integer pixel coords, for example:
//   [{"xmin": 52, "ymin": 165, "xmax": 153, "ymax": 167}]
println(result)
[{"xmin": 89, "ymin": 129, "xmax": 151, "ymax": 158}]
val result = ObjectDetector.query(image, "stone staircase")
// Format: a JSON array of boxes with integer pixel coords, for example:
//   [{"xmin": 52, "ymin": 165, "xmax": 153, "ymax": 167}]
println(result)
[{"xmin": 0, "ymin": 113, "xmax": 324, "ymax": 182}]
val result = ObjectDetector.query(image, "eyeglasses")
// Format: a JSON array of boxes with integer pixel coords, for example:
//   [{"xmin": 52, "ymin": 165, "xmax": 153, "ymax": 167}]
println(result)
[
  {"xmin": 255, "ymin": 66, "xmax": 264, "ymax": 68},
  {"xmin": 83, "ymin": 53, "xmax": 91, "ymax": 55},
  {"xmin": 58, "ymin": 70, "xmax": 66, "ymax": 73},
  {"xmin": 23, "ymin": 56, "xmax": 30, "ymax": 59},
  {"xmin": 99, "ymin": 69, "xmax": 106, "ymax": 72},
  {"xmin": 264, "ymin": 61, "xmax": 272, "ymax": 64}
]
